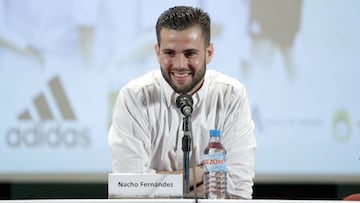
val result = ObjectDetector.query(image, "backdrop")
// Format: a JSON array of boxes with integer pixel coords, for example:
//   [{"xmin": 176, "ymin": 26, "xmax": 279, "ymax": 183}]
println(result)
[{"xmin": 0, "ymin": 0, "xmax": 359, "ymax": 182}]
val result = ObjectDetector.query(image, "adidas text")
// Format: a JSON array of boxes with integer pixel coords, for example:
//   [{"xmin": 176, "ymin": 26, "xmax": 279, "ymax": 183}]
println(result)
[{"xmin": 5, "ymin": 123, "xmax": 91, "ymax": 148}]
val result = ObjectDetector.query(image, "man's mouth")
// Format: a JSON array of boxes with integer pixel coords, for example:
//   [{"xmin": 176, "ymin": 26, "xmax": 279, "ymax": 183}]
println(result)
[{"xmin": 171, "ymin": 71, "xmax": 191, "ymax": 80}]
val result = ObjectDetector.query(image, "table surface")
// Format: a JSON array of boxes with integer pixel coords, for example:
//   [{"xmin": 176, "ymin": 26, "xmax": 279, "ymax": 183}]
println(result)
[{"xmin": 0, "ymin": 199, "xmax": 359, "ymax": 203}]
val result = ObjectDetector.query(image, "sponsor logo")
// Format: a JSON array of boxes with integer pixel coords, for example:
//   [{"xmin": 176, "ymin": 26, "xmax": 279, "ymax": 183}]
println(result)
[
  {"xmin": 332, "ymin": 109, "xmax": 351, "ymax": 143},
  {"xmin": 203, "ymin": 159, "xmax": 225, "ymax": 165},
  {"xmin": 5, "ymin": 76, "xmax": 91, "ymax": 148}
]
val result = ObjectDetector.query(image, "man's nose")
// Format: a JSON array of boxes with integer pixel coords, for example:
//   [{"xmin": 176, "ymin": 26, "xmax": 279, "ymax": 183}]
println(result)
[{"xmin": 174, "ymin": 54, "xmax": 187, "ymax": 68}]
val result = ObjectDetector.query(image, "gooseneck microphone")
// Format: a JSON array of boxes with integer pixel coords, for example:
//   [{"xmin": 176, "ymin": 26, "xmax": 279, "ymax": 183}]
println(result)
[
  {"xmin": 176, "ymin": 94, "xmax": 198, "ymax": 202},
  {"xmin": 176, "ymin": 94, "xmax": 193, "ymax": 116}
]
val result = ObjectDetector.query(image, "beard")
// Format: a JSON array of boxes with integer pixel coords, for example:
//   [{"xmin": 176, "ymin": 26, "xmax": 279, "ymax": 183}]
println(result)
[{"xmin": 161, "ymin": 63, "xmax": 206, "ymax": 94}]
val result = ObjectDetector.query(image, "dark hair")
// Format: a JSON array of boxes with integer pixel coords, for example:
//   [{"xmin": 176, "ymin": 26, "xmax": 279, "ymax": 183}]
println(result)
[{"xmin": 156, "ymin": 6, "xmax": 211, "ymax": 46}]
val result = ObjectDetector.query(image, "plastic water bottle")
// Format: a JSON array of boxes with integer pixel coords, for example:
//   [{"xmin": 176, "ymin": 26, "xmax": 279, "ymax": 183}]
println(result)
[{"xmin": 203, "ymin": 129, "xmax": 227, "ymax": 199}]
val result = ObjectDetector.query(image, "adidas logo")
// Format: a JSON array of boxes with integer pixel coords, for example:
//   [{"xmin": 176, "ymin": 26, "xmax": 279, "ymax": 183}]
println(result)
[
  {"xmin": 18, "ymin": 76, "xmax": 76, "ymax": 121},
  {"xmin": 5, "ymin": 75, "xmax": 91, "ymax": 148}
]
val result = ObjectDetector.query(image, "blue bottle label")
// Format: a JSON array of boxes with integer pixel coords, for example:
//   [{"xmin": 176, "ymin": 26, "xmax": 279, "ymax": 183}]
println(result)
[{"xmin": 203, "ymin": 154, "xmax": 226, "ymax": 172}]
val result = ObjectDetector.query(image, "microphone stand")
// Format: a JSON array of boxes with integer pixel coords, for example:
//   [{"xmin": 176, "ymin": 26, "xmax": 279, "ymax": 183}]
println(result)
[
  {"xmin": 176, "ymin": 94, "xmax": 196, "ymax": 200},
  {"xmin": 182, "ymin": 115, "xmax": 192, "ymax": 197}
]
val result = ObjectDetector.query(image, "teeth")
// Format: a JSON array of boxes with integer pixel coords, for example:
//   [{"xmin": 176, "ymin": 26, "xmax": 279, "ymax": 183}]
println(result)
[{"xmin": 173, "ymin": 72, "xmax": 190, "ymax": 78}]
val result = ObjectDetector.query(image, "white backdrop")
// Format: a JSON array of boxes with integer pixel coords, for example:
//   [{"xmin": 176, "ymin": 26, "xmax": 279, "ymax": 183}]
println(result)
[{"xmin": 0, "ymin": 0, "xmax": 359, "ymax": 182}]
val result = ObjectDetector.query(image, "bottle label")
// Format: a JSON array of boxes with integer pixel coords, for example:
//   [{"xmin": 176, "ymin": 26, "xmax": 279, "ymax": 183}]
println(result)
[{"xmin": 203, "ymin": 154, "xmax": 226, "ymax": 172}]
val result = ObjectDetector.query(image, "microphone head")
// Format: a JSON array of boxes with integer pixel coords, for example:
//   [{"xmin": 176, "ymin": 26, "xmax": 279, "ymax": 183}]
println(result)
[{"xmin": 176, "ymin": 94, "xmax": 193, "ymax": 116}]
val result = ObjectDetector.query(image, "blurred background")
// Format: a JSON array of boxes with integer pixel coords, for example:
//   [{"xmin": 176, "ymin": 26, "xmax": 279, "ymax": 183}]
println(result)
[{"xmin": 0, "ymin": 0, "xmax": 359, "ymax": 200}]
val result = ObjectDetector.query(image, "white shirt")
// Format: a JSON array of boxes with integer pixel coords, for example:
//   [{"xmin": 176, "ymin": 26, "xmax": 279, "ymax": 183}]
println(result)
[{"xmin": 109, "ymin": 69, "xmax": 256, "ymax": 199}]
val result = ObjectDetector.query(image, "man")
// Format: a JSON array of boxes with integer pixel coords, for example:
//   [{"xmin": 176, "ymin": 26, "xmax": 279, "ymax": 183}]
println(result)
[{"xmin": 109, "ymin": 6, "xmax": 256, "ymax": 199}]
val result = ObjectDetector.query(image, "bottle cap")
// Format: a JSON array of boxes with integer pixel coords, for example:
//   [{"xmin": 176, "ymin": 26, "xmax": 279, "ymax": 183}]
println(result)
[{"xmin": 209, "ymin": 129, "xmax": 220, "ymax": 137}]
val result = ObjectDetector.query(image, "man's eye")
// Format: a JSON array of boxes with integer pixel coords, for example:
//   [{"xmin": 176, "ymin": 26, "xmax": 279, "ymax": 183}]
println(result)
[
  {"xmin": 163, "ymin": 51, "xmax": 174, "ymax": 56},
  {"xmin": 185, "ymin": 52, "xmax": 196, "ymax": 58}
]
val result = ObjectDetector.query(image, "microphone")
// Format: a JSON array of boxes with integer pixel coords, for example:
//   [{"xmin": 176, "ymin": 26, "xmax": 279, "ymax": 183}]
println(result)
[
  {"xmin": 176, "ymin": 94, "xmax": 197, "ymax": 200},
  {"xmin": 176, "ymin": 94, "xmax": 193, "ymax": 116}
]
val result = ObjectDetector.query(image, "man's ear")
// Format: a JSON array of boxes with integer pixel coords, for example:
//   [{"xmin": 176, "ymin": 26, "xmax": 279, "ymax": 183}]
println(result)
[
  {"xmin": 205, "ymin": 43, "xmax": 214, "ymax": 64},
  {"xmin": 154, "ymin": 44, "xmax": 160, "ymax": 63}
]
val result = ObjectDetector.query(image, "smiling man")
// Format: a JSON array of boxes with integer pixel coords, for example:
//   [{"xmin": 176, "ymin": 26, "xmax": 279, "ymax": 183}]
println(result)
[
  {"xmin": 155, "ymin": 23, "xmax": 212, "ymax": 95},
  {"xmin": 109, "ymin": 6, "xmax": 256, "ymax": 199}
]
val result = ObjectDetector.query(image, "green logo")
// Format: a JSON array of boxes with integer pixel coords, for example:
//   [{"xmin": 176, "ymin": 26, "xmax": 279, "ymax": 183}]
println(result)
[{"xmin": 332, "ymin": 110, "xmax": 351, "ymax": 143}]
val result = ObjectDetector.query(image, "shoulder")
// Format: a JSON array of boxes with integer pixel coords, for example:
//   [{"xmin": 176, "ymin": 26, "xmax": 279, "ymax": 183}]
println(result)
[
  {"xmin": 206, "ymin": 69, "xmax": 246, "ymax": 95},
  {"xmin": 120, "ymin": 70, "xmax": 162, "ymax": 102},
  {"xmin": 123, "ymin": 70, "xmax": 161, "ymax": 92}
]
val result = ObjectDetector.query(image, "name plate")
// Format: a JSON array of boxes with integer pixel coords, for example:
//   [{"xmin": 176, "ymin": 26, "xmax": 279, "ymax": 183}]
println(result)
[{"xmin": 108, "ymin": 173, "xmax": 183, "ymax": 199}]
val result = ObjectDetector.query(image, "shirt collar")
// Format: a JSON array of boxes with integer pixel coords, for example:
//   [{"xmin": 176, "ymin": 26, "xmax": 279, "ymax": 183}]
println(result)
[{"xmin": 162, "ymin": 77, "xmax": 176, "ymax": 108}]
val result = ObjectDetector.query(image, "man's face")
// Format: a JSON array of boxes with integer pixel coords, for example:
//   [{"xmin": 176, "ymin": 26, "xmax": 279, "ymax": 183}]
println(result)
[{"xmin": 155, "ymin": 26, "xmax": 213, "ymax": 95}]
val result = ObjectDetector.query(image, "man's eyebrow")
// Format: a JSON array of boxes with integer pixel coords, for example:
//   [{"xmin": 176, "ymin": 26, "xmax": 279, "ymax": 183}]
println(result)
[
  {"xmin": 161, "ymin": 48, "xmax": 174, "ymax": 51},
  {"xmin": 160, "ymin": 48, "xmax": 199, "ymax": 52},
  {"xmin": 184, "ymin": 48, "xmax": 199, "ymax": 52}
]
